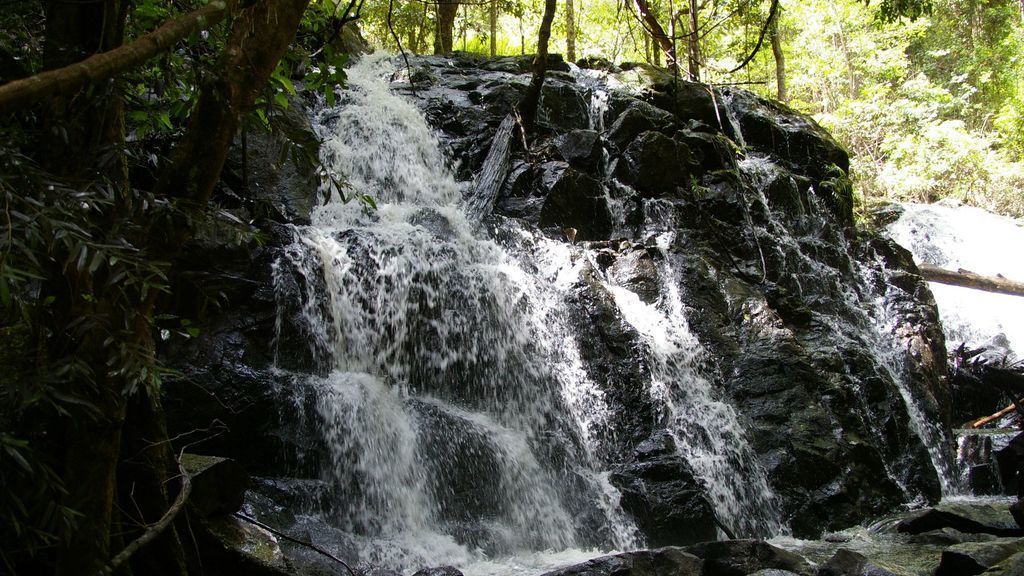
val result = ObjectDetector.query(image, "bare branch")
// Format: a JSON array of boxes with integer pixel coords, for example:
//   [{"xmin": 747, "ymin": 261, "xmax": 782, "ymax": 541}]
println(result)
[{"xmin": 102, "ymin": 456, "xmax": 192, "ymax": 575}]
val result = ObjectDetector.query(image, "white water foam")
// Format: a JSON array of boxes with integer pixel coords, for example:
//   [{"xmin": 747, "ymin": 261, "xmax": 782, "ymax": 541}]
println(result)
[{"xmin": 273, "ymin": 52, "xmax": 639, "ymax": 574}]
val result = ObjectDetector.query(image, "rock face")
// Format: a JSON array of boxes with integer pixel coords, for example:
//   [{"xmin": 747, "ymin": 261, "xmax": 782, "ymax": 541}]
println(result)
[
  {"xmin": 159, "ymin": 50, "xmax": 955, "ymax": 571},
  {"xmin": 401, "ymin": 53, "xmax": 951, "ymax": 538}
]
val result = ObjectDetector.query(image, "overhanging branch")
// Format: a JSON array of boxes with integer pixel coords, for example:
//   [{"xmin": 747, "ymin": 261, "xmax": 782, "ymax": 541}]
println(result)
[{"xmin": 0, "ymin": 0, "xmax": 237, "ymax": 114}]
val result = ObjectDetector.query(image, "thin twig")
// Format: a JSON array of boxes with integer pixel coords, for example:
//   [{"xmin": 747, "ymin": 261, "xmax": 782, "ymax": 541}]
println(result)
[
  {"xmin": 102, "ymin": 453, "xmax": 192, "ymax": 575},
  {"xmin": 232, "ymin": 512, "xmax": 358, "ymax": 576}
]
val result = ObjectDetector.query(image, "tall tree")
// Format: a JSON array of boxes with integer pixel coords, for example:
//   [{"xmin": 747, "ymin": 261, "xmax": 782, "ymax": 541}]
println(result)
[
  {"xmin": 435, "ymin": 0, "xmax": 460, "ymax": 54},
  {"xmin": 632, "ymin": 0, "xmax": 678, "ymax": 70},
  {"xmin": 490, "ymin": 0, "xmax": 498, "ymax": 56},
  {"xmin": 519, "ymin": 0, "xmax": 557, "ymax": 128},
  {"xmin": 770, "ymin": 10, "xmax": 787, "ymax": 101},
  {"xmin": 566, "ymin": 0, "xmax": 577, "ymax": 62}
]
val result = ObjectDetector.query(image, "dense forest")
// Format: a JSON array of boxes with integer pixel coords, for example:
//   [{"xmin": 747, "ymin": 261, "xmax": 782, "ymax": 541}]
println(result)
[{"xmin": 1, "ymin": 0, "xmax": 1022, "ymax": 575}]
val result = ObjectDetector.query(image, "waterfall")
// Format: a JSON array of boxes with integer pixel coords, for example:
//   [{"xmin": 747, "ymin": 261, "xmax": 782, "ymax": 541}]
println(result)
[
  {"xmin": 274, "ymin": 53, "xmax": 637, "ymax": 574},
  {"xmin": 263, "ymin": 52, "xmax": 964, "ymax": 573},
  {"xmin": 602, "ymin": 231, "xmax": 786, "ymax": 537},
  {"xmin": 886, "ymin": 202, "xmax": 1024, "ymax": 359}
]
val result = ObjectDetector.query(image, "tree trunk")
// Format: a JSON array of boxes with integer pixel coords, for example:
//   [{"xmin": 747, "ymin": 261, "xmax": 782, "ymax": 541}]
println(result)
[
  {"xmin": 919, "ymin": 265, "xmax": 1024, "ymax": 298},
  {"xmin": 633, "ymin": 0, "xmax": 676, "ymax": 70},
  {"xmin": 519, "ymin": 0, "xmax": 557, "ymax": 129},
  {"xmin": 687, "ymin": 0, "xmax": 700, "ymax": 80},
  {"xmin": 490, "ymin": 0, "xmax": 498, "ymax": 56},
  {"xmin": 566, "ymin": 0, "xmax": 576, "ymax": 62},
  {"xmin": 434, "ymin": 0, "xmax": 459, "ymax": 54},
  {"xmin": 770, "ymin": 16, "xmax": 787, "ymax": 102},
  {"xmin": 2, "ymin": 0, "xmax": 236, "ymax": 115}
]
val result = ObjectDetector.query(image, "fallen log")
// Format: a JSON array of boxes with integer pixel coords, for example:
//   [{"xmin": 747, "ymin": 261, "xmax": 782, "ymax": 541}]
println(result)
[{"xmin": 919, "ymin": 264, "xmax": 1024, "ymax": 298}]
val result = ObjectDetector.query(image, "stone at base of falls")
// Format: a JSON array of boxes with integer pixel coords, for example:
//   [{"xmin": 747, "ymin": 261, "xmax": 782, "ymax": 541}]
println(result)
[
  {"xmin": 933, "ymin": 538, "xmax": 1024, "ymax": 575},
  {"xmin": 896, "ymin": 502, "xmax": 1023, "ymax": 537},
  {"xmin": 817, "ymin": 549, "xmax": 897, "ymax": 576},
  {"xmin": 181, "ymin": 453, "xmax": 249, "ymax": 517},
  {"xmin": 683, "ymin": 540, "xmax": 812, "ymax": 576},
  {"xmin": 411, "ymin": 566, "xmax": 464, "ymax": 576},
  {"xmin": 610, "ymin": 431, "xmax": 718, "ymax": 547},
  {"xmin": 981, "ymin": 551, "xmax": 1024, "ymax": 575},
  {"xmin": 199, "ymin": 515, "xmax": 291, "ymax": 576},
  {"xmin": 907, "ymin": 527, "xmax": 1000, "ymax": 546},
  {"xmin": 538, "ymin": 547, "xmax": 703, "ymax": 576}
]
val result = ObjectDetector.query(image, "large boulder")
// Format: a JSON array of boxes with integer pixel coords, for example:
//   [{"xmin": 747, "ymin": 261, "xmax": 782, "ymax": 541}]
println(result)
[
  {"xmin": 610, "ymin": 432, "xmax": 718, "ymax": 547},
  {"xmin": 539, "ymin": 547, "xmax": 703, "ymax": 576},
  {"xmin": 684, "ymin": 540, "xmax": 812, "ymax": 576},
  {"xmin": 896, "ymin": 502, "xmax": 1023, "ymax": 537},
  {"xmin": 538, "ymin": 163, "xmax": 613, "ymax": 240}
]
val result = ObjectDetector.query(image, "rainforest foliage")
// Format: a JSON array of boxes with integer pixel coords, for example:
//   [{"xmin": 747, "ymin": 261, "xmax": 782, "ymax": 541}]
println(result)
[{"xmin": 0, "ymin": 0, "xmax": 1017, "ymax": 574}]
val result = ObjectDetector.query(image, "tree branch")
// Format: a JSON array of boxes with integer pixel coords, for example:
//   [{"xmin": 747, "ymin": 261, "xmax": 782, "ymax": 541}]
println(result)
[
  {"xmin": 0, "ymin": 1, "xmax": 240, "ymax": 114},
  {"xmin": 919, "ymin": 264, "xmax": 1024, "ymax": 298},
  {"xmin": 102, "ymin": 456, "xmax": 192, "ymax": 576}
]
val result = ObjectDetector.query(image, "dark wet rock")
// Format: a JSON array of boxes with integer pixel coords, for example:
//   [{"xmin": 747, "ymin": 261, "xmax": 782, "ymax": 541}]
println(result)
[
  {"xmin": 646, "ymin": 80, "xmax": 730, "ymax": 134},
  {"xmin": 908, "ymin": 527, "xmax": 1000, "ymax": 546},
  {"xmin": 607, "ymin": 102, "xmax": 676, "ymax": 151},
  {"xmin": 538, "ymin": 165, "xmax": 613, "ymax": 240},
  {"xmin": 617, "ymin": 131, "xmax": 694, "ymax": 197},
  {"xmin": 817, "ymin": 549, "xmax": 897, "ymax": 576},
  {"xmin": 934, "ymin": 538, "xmax": 1024, "ymax": 575},
  {"xmin": 896, "ymin": 502, "xmax": 1023, "ymax": 537},
  {"xmin": 610, "ymin": 432, "xmax": 718, "ymax": 547},
  {"xmin": 539, "ymin": 547, "xmax": 702, "ymax": 576},
  {"xmin": 684, "ymin": 539, "xmax": 812, "ymax": 576},
  {"xmin": 182, "ymin": 453, "xmax": 249, "ymax": 517},
  {"xmin": 577, "ymin": 56, "xmax": 621, "ymax": 73},
  {"xmin": 674, "ymin": 130, "xmax": 736, "ymax": 173},
  {"xmin": 557, "ymin": 129, "xmax": 603, "ymax": 171},
  {"xmin": 198, "ymin": 515, "xmax": 291, "ymax": 576},
  {"xmin": 412, "ymin": 566, "xmax": 464, "ymax": 576},
  {"xmin": 540, "ymin": 80, "xmax": 591, "ymax": 131},
  {"xmin": 723, "ymin": 89, "xmax": 848, "ymax": 178},
  {"xmin": 222, "ymin": 96, "xmax": 319, "ymax": 225},
  {"xmin": 983, "ymin": 551, "xmax": 1024, "ymax": 575}
]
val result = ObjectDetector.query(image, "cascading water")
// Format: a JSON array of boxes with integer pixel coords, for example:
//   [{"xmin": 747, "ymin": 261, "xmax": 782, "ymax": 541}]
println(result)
[
  {"xmin": 274, "ymin": 52, "xmax": 637, "ymax": 574},
  {"xmin": 601, "ymin": 230, "xmax": 785, "ymax": 537},
  {"xmin": 261, "ymin": 51, "xmax": 969, "ymax": 574},
  {"xmin": 736, "ymin": 153, "xmax": 961, "ymax": 498},
  {"xmin": 885, "ymin": 202, "xmax": 1024, "ymax": 359},
  {"xmin": 885, "ymin": 202, "xmax": 1023, "ymax": 495}
]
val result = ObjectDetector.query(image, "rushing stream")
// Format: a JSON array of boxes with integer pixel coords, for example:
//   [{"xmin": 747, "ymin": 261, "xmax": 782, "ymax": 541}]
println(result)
[{"xmin": 264, "ymin": 53, "xmax": 967, "ymax": 574}]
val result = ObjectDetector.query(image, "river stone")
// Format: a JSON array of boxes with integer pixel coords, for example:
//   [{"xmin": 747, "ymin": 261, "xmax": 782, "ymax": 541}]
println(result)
[
  {"xmin": 684, "ymin": 540, "xmax": 812, "ymax": 576},
  {"xmin": 817, "ymin": 549, "xmax": 897, "ymax": 576},
  {"xmin": 538, "ymin": 165, "xmax": 613, "ymax": 240},
  {"xmin": 982, "ymin": 551, "xmax": 1024, "ymax": 575},
  {"xmin": 896, "ymin": 502, "xmax": 1023, "ymax": 537},
  {"xmin": 540, "ymin": 80, "xmax": 590, "ymax": 131},
  {"xmin": 723, "ymin": 88, "xmax": 849, "ymax": 180},
  {"xmin": 200, "ymin": 515, "xmax": 290, "ymax": 576},
  {"xmin": 607, "ymin": 102, "xmax": 676, "ymax": 151},
  {"xmin": 934, "ymin": 539, "xmax": 1024, "ymax": 575},
  {"xmin": 908, "ymin": 527, "xmax": 1000, "ymax": 546},
  {"xmin": 610, "ymin": 432, "xmax": 718, "ymax": 547},
  {"xmin": 538, "ymin": 547, "xmax": 702, "ymax": 576}
]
